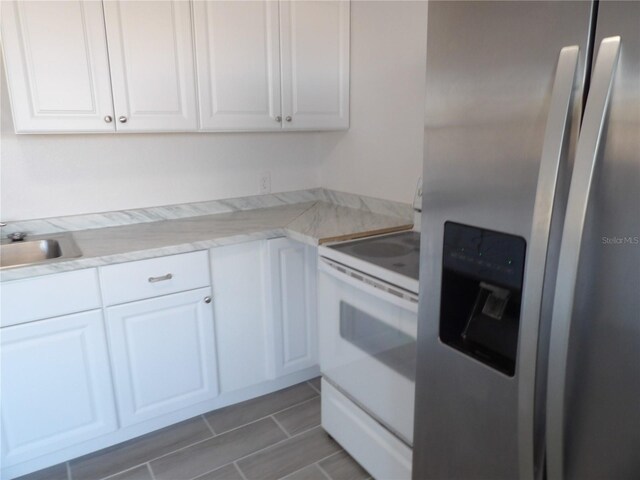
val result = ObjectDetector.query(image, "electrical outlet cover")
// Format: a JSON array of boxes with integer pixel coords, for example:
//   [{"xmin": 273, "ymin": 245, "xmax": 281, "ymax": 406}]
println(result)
[
  {"xmin": 413, "ymin": 177, "xmax": 423, "ymax": 212},
  {"xmin": 259, "ymin": 171, "xmax": 271, "ymax": 194}
]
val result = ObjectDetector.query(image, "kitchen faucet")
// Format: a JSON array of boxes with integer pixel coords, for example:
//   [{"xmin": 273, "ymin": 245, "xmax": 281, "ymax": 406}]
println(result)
[{"xmin": 0, "ymin": 222, "xmax": 27, "ymax": 242}]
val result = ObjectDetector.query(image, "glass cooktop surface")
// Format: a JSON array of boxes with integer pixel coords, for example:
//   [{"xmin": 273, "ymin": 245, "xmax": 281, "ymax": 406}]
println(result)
[{"xmin": 328, "ymin": 230, "xmax": 420, "ymax": 281}]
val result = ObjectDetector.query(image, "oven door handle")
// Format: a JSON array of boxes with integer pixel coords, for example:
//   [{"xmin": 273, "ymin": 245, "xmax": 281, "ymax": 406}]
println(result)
[{"xmin": 319, "ymin": 257, "xmax": 419, "ymax": 313}]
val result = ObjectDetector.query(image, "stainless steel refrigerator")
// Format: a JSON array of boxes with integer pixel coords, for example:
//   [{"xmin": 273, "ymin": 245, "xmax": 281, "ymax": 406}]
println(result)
[{"xmin": 414, "ymin": 1, "xmax": 639, "ymax": 479}]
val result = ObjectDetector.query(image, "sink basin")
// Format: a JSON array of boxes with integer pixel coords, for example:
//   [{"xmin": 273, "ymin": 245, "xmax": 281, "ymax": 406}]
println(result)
[{"xmin": 0, "ymin": 234, "xmax": 82, "ymax": 269}]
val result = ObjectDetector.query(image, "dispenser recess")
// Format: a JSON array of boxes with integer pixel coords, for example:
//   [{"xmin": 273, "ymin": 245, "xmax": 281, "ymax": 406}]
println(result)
[{"xmin": 440, "ymin": 222, "xmax": 526, "ymax": 376}]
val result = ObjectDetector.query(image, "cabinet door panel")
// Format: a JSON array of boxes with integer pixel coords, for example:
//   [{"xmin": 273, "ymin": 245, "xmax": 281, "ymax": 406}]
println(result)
[
  {"xmin": 103, "ymin": 0, "xmax": 197, "ymax": 131},
  {"xmin": 280, "ymin": 0, "xmax": 350, "ymax": 130},
  {"xmin": 210, "ymin": 242, "xmax": 271, "ymax": 393},
  {"xmin": 0, "ymin": 311, "xmax": 117, "ymax": 466},
  {"xmin": 106, "ymin": 288, "xmax": 218, "ymax": 426},
  {"xmin": 268, "ymin": 238, "xmax": 318, "ymax": 377},
  {"xmin": 194, "ymin": 0, "xmax": 282, "ymax": 131},
  {"xmin": 0, "ymin": 0, "xmax": 114, "ymax": 133}
]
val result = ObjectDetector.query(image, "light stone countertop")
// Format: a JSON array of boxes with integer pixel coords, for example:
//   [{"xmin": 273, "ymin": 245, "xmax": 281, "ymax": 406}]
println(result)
[{"xmin": 1, "ymin": 201, "xmax": 413, "ymax": 282}]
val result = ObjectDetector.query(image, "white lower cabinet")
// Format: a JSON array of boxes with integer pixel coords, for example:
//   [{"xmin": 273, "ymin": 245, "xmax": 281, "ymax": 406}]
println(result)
[
  {"xmin": 0, "ymin": 310, "xmax": 118, "ymax": 466},
  {"xmin": 210, "ymin": 238, "xmax": 318, "ymax": 391},
  {"xmin": 105, "ymin": 287, "xmax": 219, "ymax": 427},
  {"xmin": 1, "ymin": 241, "xmax": 318, "ymax": 478},
  {"xmin": 267, "ymin": 238, "xmax": 318, "ymax": 377},
  {"xmin": 210, "ymin": 241, "xmax": 271, "ymax": 393}
]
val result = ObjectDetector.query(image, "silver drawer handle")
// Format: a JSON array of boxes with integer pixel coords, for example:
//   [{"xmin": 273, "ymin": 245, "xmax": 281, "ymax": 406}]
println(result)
[{"xmin": 148, "ymin": 273, "xmax": 173, "ymax": 283}]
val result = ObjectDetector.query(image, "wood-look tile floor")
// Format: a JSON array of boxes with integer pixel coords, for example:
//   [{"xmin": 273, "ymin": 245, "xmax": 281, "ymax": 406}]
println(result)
[{"xmin": 18, "ymin": 378, "xmax": 371, "ymax": 480}]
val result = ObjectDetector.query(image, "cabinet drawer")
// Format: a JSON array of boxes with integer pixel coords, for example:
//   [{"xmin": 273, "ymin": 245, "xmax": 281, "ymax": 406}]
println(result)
[
  {"xmin": 1, "ymin": 269, "xmax": 101, "ymax": 327},
  {"xmin": 100, "ymin": 251, "xmax": 210, "ymax": 306}
]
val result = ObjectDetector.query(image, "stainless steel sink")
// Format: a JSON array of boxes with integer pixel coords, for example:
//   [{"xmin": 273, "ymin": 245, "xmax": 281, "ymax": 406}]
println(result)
[{"xmin": 0, "ymin": 234, "xmax": 82, "ymax": 269}]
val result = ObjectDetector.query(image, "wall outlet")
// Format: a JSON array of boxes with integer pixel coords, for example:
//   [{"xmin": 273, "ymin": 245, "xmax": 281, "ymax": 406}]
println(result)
[
  {"xmin": 413, "ymin": 177, "xmax": 423, "ymax": 212},
  {"xmin": 259, "ymin": 171, "xmax": 271, "ymax": 194}
]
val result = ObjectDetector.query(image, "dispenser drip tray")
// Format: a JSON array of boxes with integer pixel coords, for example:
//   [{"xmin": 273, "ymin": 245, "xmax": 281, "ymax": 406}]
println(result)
[
  {"xmin": 479, "ymin": 283, "xmax": 510, "ymax": 320},
  {"xmin": 462, "ymin": 283, "xmax": 519, "ymax": 364}
]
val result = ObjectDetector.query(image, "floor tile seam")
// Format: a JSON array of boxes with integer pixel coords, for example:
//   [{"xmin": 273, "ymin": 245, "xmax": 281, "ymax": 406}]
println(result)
[
  {"xmin": 270, "ymin": 414, "xmax": 292, "ymax": 438},
  {"xmin": 211, "ymin": 390, "xmax": 320, "ymax": 435},
  {"xmin": 182, "ymin": 460, "xmax": 247, "ymax": 480},
  {"xmin": 145, "ymin": 414, "xmax": 285, "ymax": 470},
  {"xmin": 316, "ymin": 451, "xmax": 373, "ymax": 480},
  {"xmin": 70, "ymin": 418, "xmax": 217, "ymax": 480},
  {"xmin": 95, "ymin": 462, "xmax": 149, "ymax": 480},
  {"xmin": 232, "ymin": 462, "xmax": 249, "ymax": 480},
  {"xmin": 269, "ymin": 416, "xmax": 324, "ymax": 440},
  {"xmin": 225, "ymin": 428, "xmax": 306, "ymax": 469},
  {"xmin": 306, "ymin": 380, "xmax": 321, "ymax": 395},
  {"xmin": 272, "ymin": 395, "xmax": 320, "ymax": 420},
  {"xmin": 276, "ymin": 422, "xmax": 326, "ymax": 442},
  {"xmin": 62, "ymin": 424, "xmax": 335, "ymax": 480},
  {"xmin": 229, "ymin": 424, "xmax": 329, "ymax": 476},
  {"xmin": 316, "ymin": 459, "xmax": 373, "ymax": 480},
  {"xmin": 146, "ymin": 463, "xmax": 157, "ymax": 480},
  {"xmin": 69, "ymin": 388, "xmax": 320, "ymax": 480},
  {"xmin": 257, "ymin": 389, "xmax": 319, "ymax": 417},
  {"xmin": 314, "ymin": 462, "xmax": 333, "ymax": 480},
  {"xmin": 73, "ymin": 432, "xmax": 215, "ymax": 480},
  {"xmin": 146, "ymin": 416, "xmax": 295, "ymax": 479},
  {"xmin": 315, "ymin": 450, "xmax": 350, "ymax": 480},
  {"xmin": 275, "ymin": 449, "xmax": 345, "ymax": 480},
  {"xmin": 201, "ymin": 414, "xmax": 217, "ymax": 436}
]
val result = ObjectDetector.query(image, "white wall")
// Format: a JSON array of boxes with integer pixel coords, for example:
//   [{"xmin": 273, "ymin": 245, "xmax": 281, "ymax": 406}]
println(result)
[
  {"xmin": 0, "ymin": 60, "xmax": 323, "ymax": 220},
  {"xmin": 0, "ymin": 1, "xmax": 428, "ymax": 221},
  {"xmin": 319, "ymin": 1, "xmax": 428, "ymax": 206}
]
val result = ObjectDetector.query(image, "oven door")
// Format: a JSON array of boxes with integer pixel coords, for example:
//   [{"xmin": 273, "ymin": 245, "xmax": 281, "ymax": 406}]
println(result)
[{"xmin": 318, "ymin": 257, "xmax": 418, "ymax": 445}]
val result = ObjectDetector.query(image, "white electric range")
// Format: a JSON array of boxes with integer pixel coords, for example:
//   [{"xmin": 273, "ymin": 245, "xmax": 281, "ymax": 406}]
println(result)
[{"xmin": 318, "ymin": 183, "xmax": 422, "ymax": 480}]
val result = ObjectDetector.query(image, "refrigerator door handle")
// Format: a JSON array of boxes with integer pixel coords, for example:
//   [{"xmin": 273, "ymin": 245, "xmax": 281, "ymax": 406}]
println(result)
[
  {"xmin": 545, "ymin": 36, "xmax": 621, "ymax": 480},
  {"xmin": 517, "ymin": 45, "xmax": 580, "ymax": 480}
]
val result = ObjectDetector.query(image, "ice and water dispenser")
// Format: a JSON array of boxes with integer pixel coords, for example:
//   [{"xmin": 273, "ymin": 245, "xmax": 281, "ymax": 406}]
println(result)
[{"xmin": 439, "ymin": 222, "xmax": 526, "ymax": 376}]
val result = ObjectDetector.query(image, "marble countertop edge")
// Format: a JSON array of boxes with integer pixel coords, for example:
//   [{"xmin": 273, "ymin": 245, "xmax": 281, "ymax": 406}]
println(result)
[
  {"xmin": 1, "ymin": 229, "xmax": 290, "ymax": 282},
  {"xmin": 0, "ymin": 200, "xmax": 413, "ymax": 283}
]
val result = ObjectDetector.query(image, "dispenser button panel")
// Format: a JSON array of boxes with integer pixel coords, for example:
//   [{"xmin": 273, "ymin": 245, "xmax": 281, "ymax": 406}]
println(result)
[{"xmin": 442, "ymin": 222, "xmax": 526, "ymax": 290}]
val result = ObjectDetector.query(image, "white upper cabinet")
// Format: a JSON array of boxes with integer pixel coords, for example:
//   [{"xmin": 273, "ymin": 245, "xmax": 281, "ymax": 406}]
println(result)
[
  {"xmin": 2, "ymin": 0, "xmax": 349, "ymax": 133},
  {"xmin": 0, "ymin": 1, "xmax": 115, "ymax": 133},
  {"xmin": 103, "ymin": 1, "xmax": 198, "ymax": 132},
  {"xmin": 193, "ymin": 0, "xmax": 282, "ymax": 131},
  {"xmin": 280, "ymin": 0, "xmax": 350, "ymax": 130},
  {"xmin": 195, "ymin": 0, "xmax": 350, "ymax": 132},
  {"xmin": 1, "ymin": 0, "xmax": 197, "ymax": 133}
]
